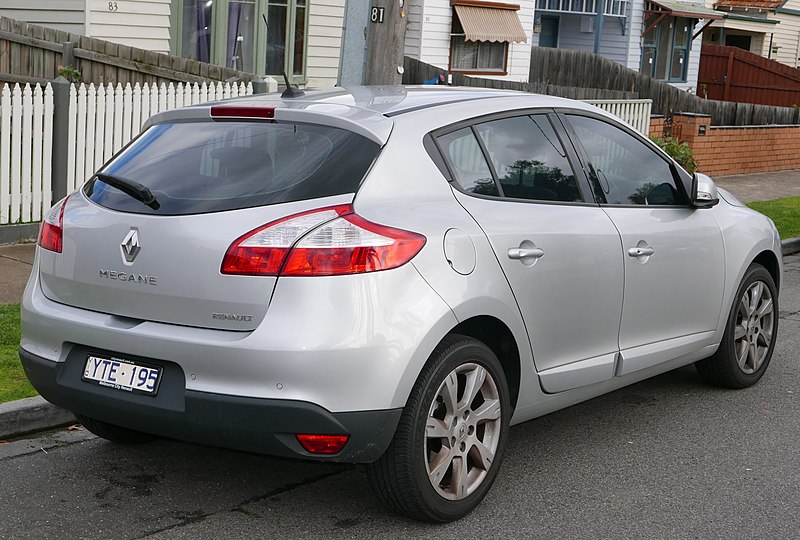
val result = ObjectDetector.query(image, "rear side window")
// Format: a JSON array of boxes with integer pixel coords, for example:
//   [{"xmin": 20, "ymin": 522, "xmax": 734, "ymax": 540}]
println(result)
[
  {"xmin": 436, "ymin": 128, "xmax": 499, "ymax": 196},
  {"xmin": 84, "ymin": 122, "xmax": 380, "ymax": 215},
  {"xmin": 474, "ymin": 115, "xmax": 582, "ymax": 202}
]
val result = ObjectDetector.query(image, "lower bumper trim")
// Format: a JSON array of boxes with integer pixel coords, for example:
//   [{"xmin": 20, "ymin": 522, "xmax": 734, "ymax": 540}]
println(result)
[{"xmin": 20, "ymin": 346, "xmax": 401, "ymax": 463}]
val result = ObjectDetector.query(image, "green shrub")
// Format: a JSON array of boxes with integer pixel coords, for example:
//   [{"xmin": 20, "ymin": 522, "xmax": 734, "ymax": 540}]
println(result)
[
  {"xmin": 58, "ymin": 67, "xmax": 82, "ymax": 84},
  {"xmin": 650, "ymin": 136, "xmax": 697, "ymax": 174}
]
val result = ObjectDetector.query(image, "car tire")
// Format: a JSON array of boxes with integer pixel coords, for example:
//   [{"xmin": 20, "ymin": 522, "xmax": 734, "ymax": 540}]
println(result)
[
  {"xmin": 366, "ymin": 334, "xmax": 510, "ymax": 522},
  {"xmin": 695, "ymin": 263, "xmax": 778, "ymax": 389},
  {"xmin": 76, "ymin": 414, "xmax": 156, "ymax": 444}
]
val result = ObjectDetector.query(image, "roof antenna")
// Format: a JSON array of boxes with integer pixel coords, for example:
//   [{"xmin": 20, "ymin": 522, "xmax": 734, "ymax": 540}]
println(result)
[{"xmin": 262, "ymin": 14, "xmax": 305, "ymax": 98}]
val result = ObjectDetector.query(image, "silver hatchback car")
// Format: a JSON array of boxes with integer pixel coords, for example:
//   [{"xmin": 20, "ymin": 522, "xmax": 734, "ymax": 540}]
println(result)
[{"xmin": 21, "ymin": 86, "xmax": 781, "ymax": 522}]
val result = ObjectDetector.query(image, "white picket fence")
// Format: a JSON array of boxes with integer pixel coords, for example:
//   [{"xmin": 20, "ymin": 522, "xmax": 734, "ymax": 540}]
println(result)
[
  {"xmin": 0, "ymin": 84, "xmax": 53, "ymax": 224},
  {"xmin": 583, "ymin": 98, "xmax": 653, "ymax": 136},
  {"xmin": 0, "ymin": 80, "xmax": 254, "ymax": 225}
]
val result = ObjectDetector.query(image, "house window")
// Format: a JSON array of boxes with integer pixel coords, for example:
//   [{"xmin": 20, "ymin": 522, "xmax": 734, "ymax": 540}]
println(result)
[
  {"xmin": 173, "ymin": 0, "xmax": 308, "ymax": 81},
  {"xmin": 641, "ymin": 16, "xmax": 693, "ymax": 82},
  {"xmin": 180, "ymin": 0, "xmax": 214, "ymax": 63},
  {"xmin": 449, "ymin": 1, "xmax": 527, "ymax": 75},
  {"xmin": 451, "ymin": 16, "xmax": 509, "ymax": 73}
]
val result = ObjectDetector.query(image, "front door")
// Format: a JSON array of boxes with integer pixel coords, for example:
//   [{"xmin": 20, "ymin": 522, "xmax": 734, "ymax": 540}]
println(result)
[
  {"xmin": 539, "ymin": 16, "xmax": 559, "ymax": 48},
  {"xmin": 563, "ymin": 113, "xmax": 726, "ymax": 375}
]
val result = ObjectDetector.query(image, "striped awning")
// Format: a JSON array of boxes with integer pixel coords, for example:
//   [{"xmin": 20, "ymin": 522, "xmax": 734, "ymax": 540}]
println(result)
[{"xmin": 453, "ymin": 4, "xmax": 528, "ymax": 43}]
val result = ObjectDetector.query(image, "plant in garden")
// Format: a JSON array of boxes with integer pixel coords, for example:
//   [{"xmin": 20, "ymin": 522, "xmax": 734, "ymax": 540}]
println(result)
[
  {"xmin": 58, "ymin": 67, "xmax": 82, "ymax": 84},
  {"xmin": 650, "ymin": 136, "xmax": 697, "ymax": 174}
]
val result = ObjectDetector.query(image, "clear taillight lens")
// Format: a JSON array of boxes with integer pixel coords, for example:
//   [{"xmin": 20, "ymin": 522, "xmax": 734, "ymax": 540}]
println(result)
[
  {"xmin": 221, "ymin": 205, "xmax": 426, "ymax": 277},
  {"xmin": 38, "ymin": 195, "xmax": 70, "ymax": 253}
]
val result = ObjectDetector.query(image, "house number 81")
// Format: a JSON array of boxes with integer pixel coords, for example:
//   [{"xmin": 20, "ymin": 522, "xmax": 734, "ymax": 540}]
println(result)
[
  {"xmin": 108, "ymin": 2, "xmax": 119, "ymax": 11},
  {"xmin": 370, "ymin": 7, "xmax": 385, "ymax": 23}
]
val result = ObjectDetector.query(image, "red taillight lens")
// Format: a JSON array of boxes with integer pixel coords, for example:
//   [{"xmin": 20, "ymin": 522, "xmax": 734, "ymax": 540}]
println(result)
[
  {"xmin": 210, "ymin": 105, "xmax": 275, "ymax": 119},
  {"xmin": 221, "ymin": 205, "xmax": 351, "ymax": 276},
  {"xmin": 37, "ymin": 195, "xmax": 70, "ymax": 253},
  {"xmin": 221, "ymin": 205, "xmax": 426, "ymax": 277},
  {"xmin": 296, "ymin": 434, "xmax": 349, "ymax": 454},
  {"xmin": 282, "ymin": 213, "xmax": 426, "ymax": 276}
]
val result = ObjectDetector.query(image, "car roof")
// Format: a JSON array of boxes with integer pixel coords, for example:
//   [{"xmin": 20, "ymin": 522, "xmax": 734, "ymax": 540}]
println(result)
[{"xmin": 144, "ymin": 85, "xmax": 600, "ymax": 146}]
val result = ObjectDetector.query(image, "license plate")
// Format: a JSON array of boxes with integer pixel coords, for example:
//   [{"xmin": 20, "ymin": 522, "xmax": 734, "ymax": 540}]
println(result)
[{"xmin": 82, "ymin": 354, "xmax": 162, "ymax": 395}]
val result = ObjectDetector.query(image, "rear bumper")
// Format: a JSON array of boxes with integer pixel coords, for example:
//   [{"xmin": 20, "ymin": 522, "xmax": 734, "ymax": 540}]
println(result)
[{"xmin": 20, "ymin": 346, "xmax": 401, "ymax": 463}]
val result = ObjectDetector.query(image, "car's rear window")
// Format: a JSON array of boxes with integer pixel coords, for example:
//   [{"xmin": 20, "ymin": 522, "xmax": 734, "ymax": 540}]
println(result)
[{"xmin": 84, "ymin": 121, "xmax": 381, "ymax": 215}]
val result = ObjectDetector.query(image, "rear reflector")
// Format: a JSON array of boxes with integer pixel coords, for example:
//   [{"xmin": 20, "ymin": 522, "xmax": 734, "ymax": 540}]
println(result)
[
  {"xmin": 296, "ymin": 434, "xmax": 349, "ymax": 454},
  {"xmin": 221, "ymin": 205, "xmax": 426, "ymax": 277},
  {"xmin": 210, "ymin": 106, "xmax": 275, "ymax": 119},
  {"xmin": 38, "ymin": 195, "xmax": 70, "ymax": 253}
]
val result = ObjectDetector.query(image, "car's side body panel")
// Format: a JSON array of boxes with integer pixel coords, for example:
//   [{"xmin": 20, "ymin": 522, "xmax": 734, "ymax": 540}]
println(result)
[{"xmin": 603, "ymin": 206, "xmax": 727, "ymax": 352}]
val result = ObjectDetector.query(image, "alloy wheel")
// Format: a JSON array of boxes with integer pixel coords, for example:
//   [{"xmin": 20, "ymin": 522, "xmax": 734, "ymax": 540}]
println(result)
[
  {"xmin": 424, "ymin": 362, "xmax": 502, "ymax": 500},
  {"xmin": 734, "ymin": 280, "xmax": 774, "ymax": 374}
]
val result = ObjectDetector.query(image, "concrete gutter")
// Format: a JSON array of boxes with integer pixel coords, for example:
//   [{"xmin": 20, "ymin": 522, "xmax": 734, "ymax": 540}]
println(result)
[{"xmin": 0, "ymin": 396, "xmax": 76, "ymax": 440}]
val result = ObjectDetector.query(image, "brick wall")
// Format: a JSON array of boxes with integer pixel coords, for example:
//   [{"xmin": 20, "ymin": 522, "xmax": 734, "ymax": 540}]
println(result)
[
  {"xmin": 649, "ymin": 115, "xmax": 666, "ymax": 138},
  {"xmin": 648, "ymin": 113, "xmax": 800, "ymax": 177}
]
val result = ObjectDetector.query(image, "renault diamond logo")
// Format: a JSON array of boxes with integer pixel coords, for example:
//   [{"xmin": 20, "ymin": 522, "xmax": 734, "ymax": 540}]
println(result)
[{"xmin": 121, "ymin": 229, "xmax": 141, "ymax": 264}]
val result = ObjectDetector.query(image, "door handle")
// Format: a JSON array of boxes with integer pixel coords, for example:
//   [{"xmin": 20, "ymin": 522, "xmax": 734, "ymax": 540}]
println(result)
[
  {"xmin": 627, "ymin": 246, "xmax": 655, "ymax": 257},
  {"xmin": 508, "ymin": 248, "xmax": 545, "ymax": 260}
]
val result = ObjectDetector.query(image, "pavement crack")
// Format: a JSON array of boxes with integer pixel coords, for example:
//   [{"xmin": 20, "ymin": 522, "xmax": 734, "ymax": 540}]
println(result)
[
  {"xmin": 0, "ymin": 254, "xmax": 33, "ymax": 265},
  {"xmin": 134, "ymin": 468, "xmax": 350, "ymax": 538}
]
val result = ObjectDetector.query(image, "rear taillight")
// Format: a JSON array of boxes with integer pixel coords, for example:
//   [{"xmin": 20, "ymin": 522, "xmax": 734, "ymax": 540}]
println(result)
[
  {"xmin": 221, "ymin": 205, "xmax": 426, "ymax": 277},
  {"xmin": 296, "ymin": 434, "xmax": 349, "ymax": 454},
  {"xmin": 38, "ymin": 195, "xmax": 70, "ymax": 253}
]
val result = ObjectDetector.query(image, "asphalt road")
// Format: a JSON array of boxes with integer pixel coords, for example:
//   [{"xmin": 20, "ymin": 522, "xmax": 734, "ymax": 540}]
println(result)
[{"xmin": 2, "ymin": 254, "xmax": 799, "ymax": 540}]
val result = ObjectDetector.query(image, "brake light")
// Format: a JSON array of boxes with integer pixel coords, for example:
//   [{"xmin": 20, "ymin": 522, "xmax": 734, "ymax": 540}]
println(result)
[
  {"xmin": 210, "ymin": 106, "xmax": 275, "ymax": 119},
  {"xmin": 221, "ymin": 205, "xmax": 426, "ymax": 277},
  {"xmin": 296, "ymin": 434, "xmax": 349, "ymax": 454},
  {"xmin": 38, "ymin": 195, "xmax": 70, "ymax": 253}
]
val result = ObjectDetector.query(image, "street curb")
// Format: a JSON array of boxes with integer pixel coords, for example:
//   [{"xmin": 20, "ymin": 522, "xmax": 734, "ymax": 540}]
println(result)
[
  {"xmin": 0, "ymin": 396, "xmax": 76, "ymax": 440},
  {"xmin": 783, "ymin": 237, "xmax": 800, "ymax": 256}
]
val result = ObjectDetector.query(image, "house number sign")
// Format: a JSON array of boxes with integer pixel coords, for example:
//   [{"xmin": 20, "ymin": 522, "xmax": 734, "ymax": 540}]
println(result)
[{"xmin": 370, "ymin": 6, "xmax": 385, "ymax": 23}]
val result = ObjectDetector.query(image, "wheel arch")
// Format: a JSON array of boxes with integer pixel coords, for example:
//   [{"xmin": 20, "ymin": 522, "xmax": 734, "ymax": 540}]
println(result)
[
  {"xmin": 450, "ymin": 316, "xmax": 521, "ymax": 411},
  {"xmin": 752, "ymin": 249, "xmax": 781, "ymax": 292}
]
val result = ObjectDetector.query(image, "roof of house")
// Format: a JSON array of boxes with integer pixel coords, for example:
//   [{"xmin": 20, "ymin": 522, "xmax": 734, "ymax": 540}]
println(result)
[{"xmin": 714, "ymin": 0, "xmax": 782, "ymax": 10}]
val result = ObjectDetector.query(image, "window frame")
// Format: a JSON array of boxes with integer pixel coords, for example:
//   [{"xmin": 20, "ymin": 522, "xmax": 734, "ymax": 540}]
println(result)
[
  {"xmin": 428, "ymin": 109, "xmax": 595, "ymax": 207},
  {"xmin": 448, "ymin": 6, "xmax": 510, "ymax": 75},
  {"xmin": 170, "ymin": 0, "xmax": 309, "ymax": 83},
  {"xmin": 557, "ymin": 110, "xmax": 694, "ymax": 208},
  {"xmin": 639, "ymin": 15, "xmax": 694, "ymax": 83}
]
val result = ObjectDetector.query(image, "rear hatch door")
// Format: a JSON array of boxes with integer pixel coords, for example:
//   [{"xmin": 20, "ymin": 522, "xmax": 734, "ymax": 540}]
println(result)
[{"xmin": 38, "ymin": 118, "xmax": 381, "ymax": 331}]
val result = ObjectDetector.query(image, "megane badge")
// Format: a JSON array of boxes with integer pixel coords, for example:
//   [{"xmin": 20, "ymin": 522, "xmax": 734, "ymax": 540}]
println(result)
[{"xmin": 121, "ymin": 229, "xmax": 141, "ymax": 264}]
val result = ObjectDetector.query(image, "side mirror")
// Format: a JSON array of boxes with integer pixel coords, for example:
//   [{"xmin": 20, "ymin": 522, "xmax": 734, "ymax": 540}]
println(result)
[{"xmin": 692, "ymin": 172, "xmax": 720, "ymax": 208}]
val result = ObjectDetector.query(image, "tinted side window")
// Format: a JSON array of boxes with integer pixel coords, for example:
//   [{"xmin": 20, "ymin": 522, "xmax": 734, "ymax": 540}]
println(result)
[
  {"xmin": 474, "ymin": 115, "xmax": 581, "ymax": 202},
  {"xmin": 437, "ymin": 128, "xmax": 499, "ymax": 196},
  {"xmin": 566, "ymin": 115, "xmax": 687, "ymax": 206},
  {"xmin": 84, "ymin": 122, "xmax": 380, "ymax": 215}
]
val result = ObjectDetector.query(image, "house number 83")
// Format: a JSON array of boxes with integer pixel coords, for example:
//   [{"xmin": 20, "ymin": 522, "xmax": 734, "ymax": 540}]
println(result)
[{"xmin": 108, "ymin": 2, "xmax": 119, "ymax": 11}]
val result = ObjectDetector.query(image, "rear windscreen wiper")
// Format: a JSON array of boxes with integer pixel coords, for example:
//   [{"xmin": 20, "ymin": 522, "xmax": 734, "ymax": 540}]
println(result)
[{"xmin": 95, "ymin": 173, "xmax": 160, "ymax": 210}]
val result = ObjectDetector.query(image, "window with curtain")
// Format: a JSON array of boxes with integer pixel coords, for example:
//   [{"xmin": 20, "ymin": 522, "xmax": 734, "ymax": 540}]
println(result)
[
  {"xmin": 181, "ymin": 0, "xmax": 213, "ymax": 63},
  {"xmin": 449, "ymin": 13, "xmax": 509, "ymax": 73},
  {"xmin": 174, "ymin": 0, "xmax": 308, "ymax": 80}
]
